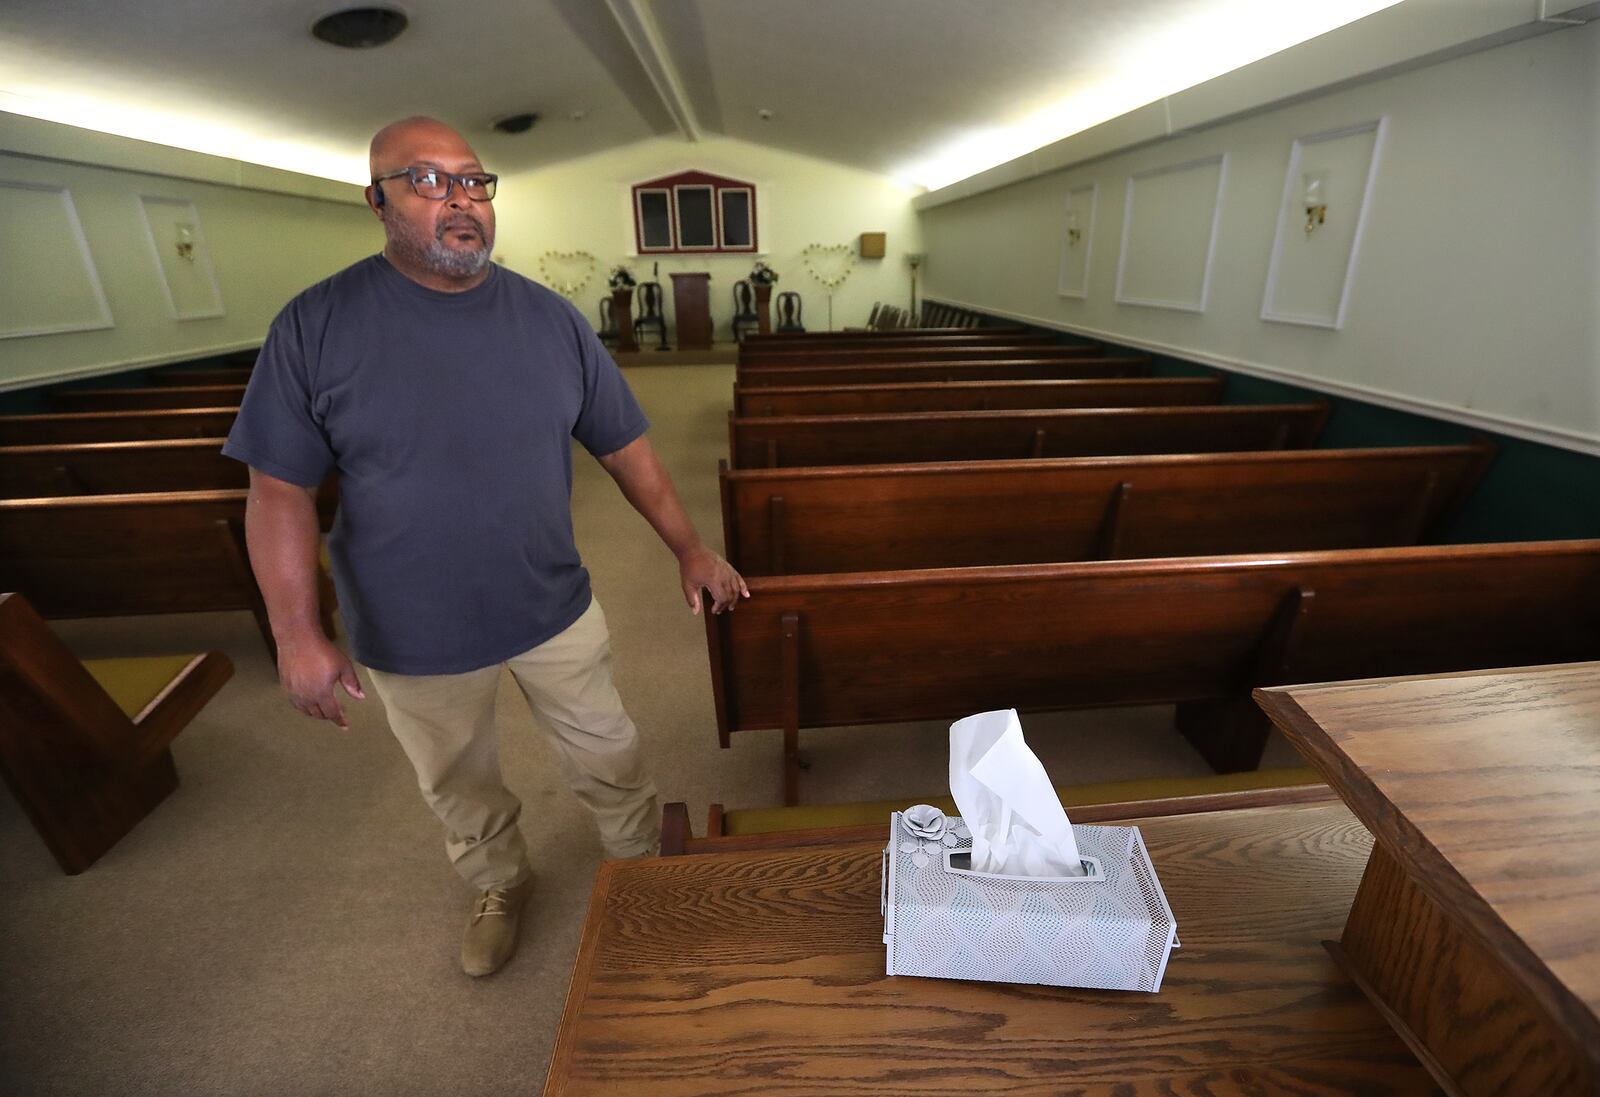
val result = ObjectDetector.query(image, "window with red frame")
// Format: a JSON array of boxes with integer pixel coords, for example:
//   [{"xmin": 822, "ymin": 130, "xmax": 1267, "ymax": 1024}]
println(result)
[{"xmin": 632, "ymin": 171, "xmax": 757, "ymax": 254}]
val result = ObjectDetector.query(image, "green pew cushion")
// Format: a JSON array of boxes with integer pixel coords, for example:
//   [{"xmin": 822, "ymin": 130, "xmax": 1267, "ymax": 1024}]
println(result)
[
  {"xmin": 722, "ymin": 766, "xmax": 1323, "ymax": 836},
  {"xmin": 84, "ymin": 656, "xmax": 199, "ymax": 720}
]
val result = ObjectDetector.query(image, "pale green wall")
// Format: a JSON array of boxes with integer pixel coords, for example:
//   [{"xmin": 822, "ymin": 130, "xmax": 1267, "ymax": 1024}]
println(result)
[
  {"xmin": 0, "ymin": 114, "xmax": 375, "ymax": 391},
  {"xmin": 919, "ymin": 21, "xmax": 1600, "ymax": 454},
  {"xmin": 491, "ymin": 135, "xmax": 922, "ymax": 339}
]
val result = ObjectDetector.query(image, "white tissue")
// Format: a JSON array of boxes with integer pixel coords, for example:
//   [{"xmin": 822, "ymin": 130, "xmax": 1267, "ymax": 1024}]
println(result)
[{"xmin": 948, "ymin": 709, "xmax": 1085, "ymax": 877}]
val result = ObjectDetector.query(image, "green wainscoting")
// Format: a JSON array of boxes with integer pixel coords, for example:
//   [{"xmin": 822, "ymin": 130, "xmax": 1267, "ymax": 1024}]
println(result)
[{"xmin": 1136, "ymin": 348, "xmax": 1600, "ymax": 543}]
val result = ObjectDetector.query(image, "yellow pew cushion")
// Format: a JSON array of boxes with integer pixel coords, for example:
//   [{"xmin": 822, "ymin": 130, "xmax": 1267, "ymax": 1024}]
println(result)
[
  {"xmin": 84, "ymin": 656, "xmax": 199, "ymax": 721},
  {"xmin": 722, "ymin": 766, "xmax": 1323, "ymax": 836}
]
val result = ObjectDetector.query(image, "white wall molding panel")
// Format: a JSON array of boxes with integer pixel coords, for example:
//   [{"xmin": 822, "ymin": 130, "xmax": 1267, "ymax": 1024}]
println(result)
[
  {"xmin": 1115, "ymin": 154, "xmax": 1227, "ymax": 313},
  {"xmin": 0, "ymin": 180, "xmax": 113, "ymax": 339},
  {"xmin": 1261, "ymin": 118, "xmax": 1386, "ymax": 329}
]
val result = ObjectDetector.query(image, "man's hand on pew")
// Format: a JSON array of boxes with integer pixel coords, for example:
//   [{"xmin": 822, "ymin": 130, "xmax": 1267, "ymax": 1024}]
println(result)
[
  {"xmin": 278, "ymin": 634, "xmax": 366, "ymax": 729},
  {"xmin": 680, "ymin": 544, "xmax": 750, "ymax": 616},
  {"xmin": 595, "ymin": 435, "xmax": 750, "ymax": 614}
]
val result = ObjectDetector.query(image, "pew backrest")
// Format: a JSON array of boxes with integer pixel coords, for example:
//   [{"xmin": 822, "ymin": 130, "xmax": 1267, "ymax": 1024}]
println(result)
[
  {"xmin": 0, "ymin": 489, "xmax": 264, "ymax": 620},
  {"xmin": 721, "ymin": 444, "xmax": 1494, "ymax": 575},
  {"xmin": 148, "ymin": 366, "xmax": 252, "ymax": 387},
  {"xmin": 0, "ymin": 438, "xmax": 339, "ymax": 528},
  {"xmin": 0, "ymin": 408, "xmax": 238, "ymax": 445},
  {"xmin": 736, "ymin": 356, "xmax": 1153, "ymax": 387},
  {"xmin": 707, "ymin": 540, "xmax": 1600, "ymax": 743},
  {"xmin": 728, "ymin": 403, "xmax": 1331, "ymax": 468},
  {"xmin": 52, "ymin": 384, "xmax": 249, "ymax": 412},
  {"xmin": 732, "ymin": 377, "xmax": 1222, "ymax": 416},
  {"xmin": 739, "ymin": 344, "xmax": 1101, "ymax": 367}
]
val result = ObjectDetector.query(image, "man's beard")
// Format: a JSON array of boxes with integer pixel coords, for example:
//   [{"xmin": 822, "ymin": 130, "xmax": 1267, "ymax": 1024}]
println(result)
[{"xmin": 389, "ymin": 211, "xmax": 493, "ymax": 278}]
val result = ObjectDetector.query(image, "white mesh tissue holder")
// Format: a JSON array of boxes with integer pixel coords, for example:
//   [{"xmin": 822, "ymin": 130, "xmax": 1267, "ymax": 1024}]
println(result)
[{"xmin": 881, "ymin": 808, "xmax": 1179, "ymax": 992}]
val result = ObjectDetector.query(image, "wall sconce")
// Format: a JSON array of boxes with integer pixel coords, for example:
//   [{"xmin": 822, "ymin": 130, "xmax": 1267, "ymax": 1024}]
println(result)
[
  {"xmin": 174, "ymin": 221, "xmax": 196, "ymax": 262},
  {"xmin": 1065, "ymin": 210, "xmax": 1082, "ymax": 247},
  {"xmin": 1302, "ymin": 172, "xmax": 1328, "ymax": 238}
]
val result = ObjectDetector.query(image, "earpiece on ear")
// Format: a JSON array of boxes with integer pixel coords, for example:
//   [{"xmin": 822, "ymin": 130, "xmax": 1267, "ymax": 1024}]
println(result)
[{"xmin": 373, "ymin": 184, "xmax": 386, "ymax": 209}]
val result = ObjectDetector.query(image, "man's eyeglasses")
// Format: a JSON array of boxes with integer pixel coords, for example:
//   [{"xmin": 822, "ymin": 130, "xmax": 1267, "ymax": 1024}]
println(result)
[{"xmin": 372, "ymin": 167, "xmax": 497, "ymax": 202}]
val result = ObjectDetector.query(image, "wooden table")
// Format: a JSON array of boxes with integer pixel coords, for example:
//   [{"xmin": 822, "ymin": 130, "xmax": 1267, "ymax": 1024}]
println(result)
[
  {"xmin": 545, "ymin": 802, "xmax": 1435, "ymax": 1095},
  {"xmin": 1256, "ymin": 663, "xmax": 1600, "ymax": 1097}
]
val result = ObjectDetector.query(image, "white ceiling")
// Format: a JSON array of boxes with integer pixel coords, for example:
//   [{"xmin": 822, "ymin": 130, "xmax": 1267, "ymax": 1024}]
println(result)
[{"xmin": 0, "ymin": 0, "xmax": 1408, "ymax": 190}]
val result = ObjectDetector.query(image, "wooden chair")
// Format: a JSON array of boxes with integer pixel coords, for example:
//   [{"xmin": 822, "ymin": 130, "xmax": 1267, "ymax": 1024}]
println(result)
[
  {"xmin": 0, "ymin": 591, "xmax": 234, "ymax": 873},
  {"xmin": 731, "ymin": 280, "xmax": 760, "ymax": 343},
  {"xmin": 775, "ymin": 290, "xmax": 805, "ymax": 333},
  {"xmin": 596, "ymin": 296, "xmax": 618, "ymax": 347},
  {"xmin": 633, "ymin": 280, "xmax": 669, "ymax": 350}
]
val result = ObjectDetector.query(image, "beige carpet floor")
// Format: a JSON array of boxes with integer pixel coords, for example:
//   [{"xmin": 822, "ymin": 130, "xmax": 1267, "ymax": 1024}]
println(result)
[{"xmin": 0, "ymin": 363, "xmax": 1300, "ymax": 1096}]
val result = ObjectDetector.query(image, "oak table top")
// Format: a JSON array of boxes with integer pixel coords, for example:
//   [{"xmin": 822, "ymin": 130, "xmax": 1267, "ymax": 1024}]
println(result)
[
  {"xmin": 544, "ymin": 802, "xmax": 1436, "ymax": 1096},
  {"xmin": 1255, "ymin": 662, "xmax": 1600, "ymax": 1087}
]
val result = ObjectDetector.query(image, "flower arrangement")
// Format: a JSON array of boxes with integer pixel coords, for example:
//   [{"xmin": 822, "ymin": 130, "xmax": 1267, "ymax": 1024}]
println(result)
[
  {"xmin": 608, "ymin": 265, "xmax": 637, "ymax": 290},
  {"xmin": 800, "ymin": 243, "xmax": 856, "ymax": 290},
  {"xmin": 536, "ymin": 250, "xmax": 597, "ymax": 299},
  {"xmin": 748, "ymin": 261, "xmax": 779, "ymax": 286}
]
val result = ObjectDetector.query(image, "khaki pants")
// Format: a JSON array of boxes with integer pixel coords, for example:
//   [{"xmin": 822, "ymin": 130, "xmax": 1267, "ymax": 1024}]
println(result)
[{"xmin": 366, "ymin": 598, "xmax": 659, "ymax": 890}]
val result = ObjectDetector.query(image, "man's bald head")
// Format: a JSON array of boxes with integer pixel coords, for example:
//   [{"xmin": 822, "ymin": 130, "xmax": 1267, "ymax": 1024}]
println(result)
[
  {"xmin": 369, "ymin": 116, "xmax": 480, "ymax": 177},
  {"xmin": 366, "ymin": 115, "xmax": 495, "ymax": 290}
]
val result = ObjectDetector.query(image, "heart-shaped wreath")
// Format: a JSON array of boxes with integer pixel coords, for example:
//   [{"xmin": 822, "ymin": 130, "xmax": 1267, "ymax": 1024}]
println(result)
[
  {"xmin": 801, "ymin": 243, "xmax": 856, "ymax": 291},
  {"xmin": 537, "ymin": 250, "xmax": 599, "ymax": 299}
]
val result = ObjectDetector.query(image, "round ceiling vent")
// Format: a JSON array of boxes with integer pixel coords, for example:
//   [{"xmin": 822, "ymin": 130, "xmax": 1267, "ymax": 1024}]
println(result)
[
  {"xmin": 493, "ymin": 113, "xmax": 540, "ymax": 135},
  {"xmin": 311, "ymin": 7, "xmax": 409, "ymax": 49}
]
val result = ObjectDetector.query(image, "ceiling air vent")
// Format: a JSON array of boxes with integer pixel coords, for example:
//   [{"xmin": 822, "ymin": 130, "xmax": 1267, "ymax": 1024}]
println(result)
[
  {"xmin": 493, "ymin": 113, "xmax": 540, "ymax": 135},
  {"xmin": 311, "ymin": 7, "xmax": 409, "ymax": 49}
]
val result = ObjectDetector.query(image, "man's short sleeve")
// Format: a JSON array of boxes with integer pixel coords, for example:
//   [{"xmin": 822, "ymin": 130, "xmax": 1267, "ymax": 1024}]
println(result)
[
  {"xmin": 222, "ymin": 304, "xmax": 336, "ymax": 487},
  {"xmin": 568, "ymin": 307, "xmax": 649, "ymax": 457}
]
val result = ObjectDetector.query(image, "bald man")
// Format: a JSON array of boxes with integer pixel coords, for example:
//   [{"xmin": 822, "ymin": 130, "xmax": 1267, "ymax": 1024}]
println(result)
[{"xmin": 224, "ymin": 116, "xmax": 746, "ymax": 977}]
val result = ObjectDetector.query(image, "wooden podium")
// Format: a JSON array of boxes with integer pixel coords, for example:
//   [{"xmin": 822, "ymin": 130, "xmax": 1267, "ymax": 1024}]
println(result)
[{"xmin": 669, "ymin": 272, "xmax": 712, "ymax": 351}]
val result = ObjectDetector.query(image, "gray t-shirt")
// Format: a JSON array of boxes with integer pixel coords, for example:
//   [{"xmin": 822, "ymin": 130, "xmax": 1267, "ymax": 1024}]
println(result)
[{"xmin": 223, "ymin": 255, "xmax": 649, "ymax": 675}]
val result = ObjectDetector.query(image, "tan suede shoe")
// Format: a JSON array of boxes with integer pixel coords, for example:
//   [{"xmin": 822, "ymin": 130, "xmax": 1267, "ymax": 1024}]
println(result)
[{"xmin": 461, "ymin": 875, "xmax": 534, "ymax": 978}]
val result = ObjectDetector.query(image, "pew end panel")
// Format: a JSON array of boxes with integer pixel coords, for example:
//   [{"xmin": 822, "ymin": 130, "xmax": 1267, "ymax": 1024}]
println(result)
[{"xmin": 0, "ymin": 592, "xmax": 234, "ymax": 874}]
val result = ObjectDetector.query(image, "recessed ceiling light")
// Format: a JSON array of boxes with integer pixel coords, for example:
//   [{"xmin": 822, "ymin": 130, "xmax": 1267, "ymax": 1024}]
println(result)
[
  {"xmin": 756, "ymin": 108, "xmax": 774, "ymax": 121},
  {"xmin": 311, "ymin": 6, "xmax": 408, "ymax": 49}
]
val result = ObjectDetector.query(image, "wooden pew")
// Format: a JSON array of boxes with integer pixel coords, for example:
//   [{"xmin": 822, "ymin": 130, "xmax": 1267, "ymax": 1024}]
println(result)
[
  {"xmin": 0, "ymin": 408, "xmax": 238, "ymax": 445},
  {"xmin": 661, "ymin": 770, "xmax": 1334, "ymax": 854},
  {"xmin": 0, "ymin": 591, "xmax": 233, "ymax": 874},
  {"xmin": 0, "ymin": 438, "xmax": 339, "ymax": 529},
  {"xmin": 729, "ymin": 402, "xmax": 1330, "ymax": 468},
  {"xmin": 52, "ymin": 384, "xmax": 248, "ymax": 412},
  {"xmin": 0, "ymin": 489, "xmax": 336, "ymax": 658},
  {"xmin": 704, "ymin": 540, "xmax": 1600, "ymax": 802},
  {"xmin": 739, "ymin": 344, "xmax": 1102, "ymax": 366},
  {"xmin": 722, "ymin": 444, "xmax": 1493, "ymax": 575},
  {"xmin": 148, "ymin": 366, "xmax": 252, "ymax": 387},
  {"xmin": 741, "ymin": 329, "xmax": 1054, "ymax": 348},
  {"xmin": 737, "ymin": 356, "xmax": 1153, "ymax": 388},
  {"xmin": 733, "ymin": 376, "xmax": 1222, "ymax": 416}
]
